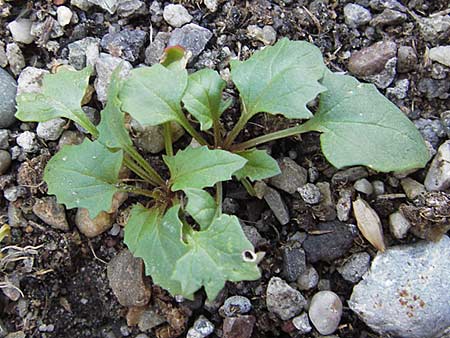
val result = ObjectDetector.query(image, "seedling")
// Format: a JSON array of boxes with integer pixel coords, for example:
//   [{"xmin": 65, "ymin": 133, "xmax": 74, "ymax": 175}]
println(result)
[{"xmin": 15, "ymin": 38, "xmax": 429, "ymax": 300}]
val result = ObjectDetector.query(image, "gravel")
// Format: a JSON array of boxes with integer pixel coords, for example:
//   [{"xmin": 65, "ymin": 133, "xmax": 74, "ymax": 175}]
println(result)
[
  {"xmin": 7, "ymin": 19, "xmax": 34, "ymax": 44},
  {"xmin": 269, "ymin": 157, "xmax": 308, "ymax": 194},
  {"xmin": 281, "ymin": 241, "xmax": 306, "ymax": 282},
  {"xmin": 337, "ymin": 252, "xmax": 371, "ymax": 283},
  {"xmin": 163, "ymin": 4, "xmax": 192, "ymax": 28},
  {"xmin": 266, "ymin": 277, "xmax": 306, "ymax": 320},
  {"xmin": 32, "ymin": 197, "xmax": 69, "ymax": 231},
  {"xmin": 348, "ymin": 40, "xmax": 397, "ymax": 77},
  {"xmin": 100, "ymin": 29, "xmax": 147, "ymax": 62},
  {"xmin": 343, "ymin": 4, "xmax": 372, "ymax": 28},
  {"xmin": 424, "ymin": 140, "xmax": 450, "ymax": 191},
  {"xmin": 75, "ymin": 208, "xmax": 112, "ymax": 238},
  {"xmin": 429, "ymin": 46, "xmax": 450, "ymax": 67},
  {"xmin": 388, "ymin": 211, "xmax": 411, "ymax": 239},
  {"xmin": 168, "ymin": 24, "xmax": 213, "ymax": 58},
  {"xmin": 221, "ymin": 296, "xmax": 252, "ymax": 317},
  {"xmin": 36, "ymin": 118, "xmax": 66, "ymax": 141},
  {"xmin": 349, "ymin": 236, "xmax": 450, "ymax": 338},
  {"xmin": 0, "ymin": 68, "xmax": 17, "ymax": 128}
]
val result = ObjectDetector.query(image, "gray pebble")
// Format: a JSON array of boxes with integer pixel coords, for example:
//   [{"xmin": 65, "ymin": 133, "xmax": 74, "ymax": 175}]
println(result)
[
  {"xmin": 144, "ymin": 32, "xmax": 170, "ymax": 65},
  {"xmin": 297, "ymin": 265, "xmax": 319, "ymax": 291},
  {"xmin": 193, "ymin": 315, "xmax": 214, "ymax": 336},
  {"xmin": 332, "ymin": 166, "xmax": 368, "ymax": 185},
  {"xmin": 388, "ymin": 211, "xmax": 411, "ymax": 239},
  {"xmin": 100, "ymin": 29, "xmax": 147, "ymax": 63},
  {"xmin": 4, "ymin": 186, "xmax": 27, "ymax": 202},
  {"xmin": 266, "ymin": 277, "xmax": 306, "ymax": 320},
  {"xmin": 309, "ymin": 291, "xmax": 343, "ymax": 335},
  {"xmin": 344, "ymin": 4, "xmax": 372, "ymax": 28},
  {"xmin": 370, "ymin": 9, "xmax": 406, "ymax": 27},
  {"xmin": 371, "ymin": 180, "xmax": 385, "ymax": 196},
  {"xmin": 397, "ymin": 46, "xmax": 417, "ymax": 73},
  {"xmin": 0, "ymin": 68, "xmax": 17, "ymax": 128},
  {"xmin": 337, "ymin": 252, "xmax": 371, "ymax": 283},
  {"xmin": 270, "ymin": 157, "xmax": 308, "ymax": 194},
  {"xmin": 16, "ymin": 131, "xmax": 38, "ymax": 153},
  {"xmin": 263, "ymin": 186, "xmax": 290, "ymax": 225},
  {"xmin": 424, "ymin": 140, "xmax": 450, "ymax": 191},
  {"xmin": 163, "ymin": 4, "xmax": 192, "ymax": 28},
  {"xmin": 0, "ymin": 150, "xmax": 11, "ymax": 175},
  {"xmin": 247, "ymin": 25, "xmax": 277, "ymax": 45},
  {"xmin": 353, "ymin": 178, "xmax": 373, "ymax": 195},
  {"xmin": 292, "ymin": 312, "xmax": 312, "ymax": 334},
  {"xmin": 0, "ymin": 42, "xmax": 7, "ymax": 68},
  {"xmin": 298, "ymin": 183, "xmax": 321, "ymax": 204},
  {"xmin": 414, "ymin": 118, "xmax": 447, "ymax": 149},
  {"xmin": 400, "ymin": 177, "xmax": 425, "ymax": 200},
  {"xmin": 168, "ymin": 24, "xmax": 213, "ymax": 58},
  {"xmin": 17, "ymin": 67, "xmax": 49, "ymax": 95},
  {"xmin": 6, "ymin": 43, "xmax": 25, "ymax": 76},
  {"xmin": 440, "ymin": 110, "xmax": 450, "ymax": 138},
  {"xmin": 282, "ymin": 241, "xmax": 306, "ymax": 282},
  {"xmin": 8, "ymin": 19, "xmax": 34, "ymax": 44},
  {"xmin": 117, "ymin": 0, "xmax": 147, "ymax": 18},
  {"xmin": 86, "ymin": 0, "xmax": 120, "ymax": 14},
  {"xmin": 68, "ymin": 37, "xmax": 100, "ymax": 70},
  {"xmin": 418, "ymin": 15, "xmax": 450, "ymax": 43},
  {"xmin": 386, "ymin": 78, "xmax": 409, "ymax": 100},
  {"xmin": 37, "ymin": 118, "xmax": 66, "ymax": 141},
  {"xmin": 0, "ymin": 129, "xmax": 8, "ymax": 149},
  {"xmin": 222, "ymin": 296, "xmax": 252, "ymax": 317}
]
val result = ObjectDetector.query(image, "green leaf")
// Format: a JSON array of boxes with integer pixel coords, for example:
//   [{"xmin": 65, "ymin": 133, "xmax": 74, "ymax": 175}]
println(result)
[
  {"xmin": 234, "ymin": 149, "xmax": 281, "ymax": 181},
  {"xmin": 16, "ymin": 67, "xmax": 96, "ymax": 134},
  {"xmin": 120, "ymin": 64, "xmax": 187, "ymax": 126},
  {"xmin": 182, "ymin": 69, "xmax": 232, "ymax": 131},
  {"xmin": 44, "ymin": 139, "xmax": 123, "ymax": 218},
  {"xmin": 164, "ymin": 146, "xmax": 247, "ymax": 191},
  {"xmin": 124, "ymin": 204, "xmax": 189, "ymax": 296},
  {"xmin": 161, "ymin": 45, "xmax": 187, "ymax": 70},
  {"xmin": 303, "ymin": 71, "xmax": 431, "ymax": 172},
  {"xmin": 184, "ymin": 188, "xmax": 217, "ymax": 230},
  {"xmin": 231, "ymin": 38, "xmax": 327, "ymax": 121},
  {"xmin": 97, "ymin": 67, "xmax": 132, "ymax": 150},
  {"xmin": 172, "ymin": 214, "xmax": 260, "ymax": 300}
]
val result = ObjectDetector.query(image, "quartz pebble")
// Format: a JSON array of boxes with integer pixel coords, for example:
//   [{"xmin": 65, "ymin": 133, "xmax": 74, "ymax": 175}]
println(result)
[
  {"xmin": 16, "ymin": 131, "xmax": 38, "ymax": 153},
  {"xmin": 388, "ymin": 211, "xmax": 411, "ymax": 239},
  {"xmin": 8, "ymin": 19, "xmax": 34, "ymax": 44},
  {"xmin": 297, "ymin": 183, "xmax": 321, "ymax": 204},
  {"xmin": 309, "ymin": 291, "xmax": 343, "ymax": 335},
  {"xmin": 57, "ymin": 6, "xmax": 73, "ymax": 27},
  {"xmin": 297, "ymin": 265, "xmax": 319, "ymax": 291},
  {"xmin": 292, "ymin": 312, "xmax": 312, "ymax": 334},
  {"xmin": 37, "ymin": 118, "xmax": 66, "ymax": 141},
  {"xmin": 354, "ymin": 178, "xmax": 373, "ymax": 195}
]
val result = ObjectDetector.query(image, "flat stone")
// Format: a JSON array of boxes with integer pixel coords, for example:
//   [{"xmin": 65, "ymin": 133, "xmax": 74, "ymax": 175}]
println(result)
[
  {"xmin": 107, "ymin": 249, "xmax": 151, "ymax": 307},
  {"xmin": 266, "ymin": 277, "xmax": 306, "ymax": 320},
  {"xmin": 269, "ymin": 157, "xmax": 307, "ymax": 194},
  {"xmin": 223, "ymin": 315, "xmax": 255, "ymax": 338},
  {"xmin": 337, "ymin": 252, "xmax": 371, "ymax": 283},
  {"xmin": 349, "ymin": 236, "xmax": 450, "ymax": 338},
  {"xmin": 168, "ymin": 24, "xmax": 212, "ymax": 58},
  {"xmin": 100, "ymin": 29, "xmax": 147, "ymax": 62},
  {"xmin": 348, "ymin": 41, "xmax": 397, "ymax": 77},
  {"xmin": 0, "ymin": 68, "xmax": 17, "ymax": 128},
  {"xmin": 303, "ymin": 221, "xmax": 357, "ymax": 263},
  {"xmin": 400, "ymin": 177, "xmax": 426, "ymax": 200},
  {"xmin": 309, "ymin": 291, "xmax": 343, "ymax": 335},
  {"xmin": 263, "ymin": 186, "xmax": 290, "ymax": 225},
  {"xmin": 163, "ymin": 4, "xmax": 192, "ymax": 28},
  {"xmin": 332, "ymin": 166, "xmax": 368, "ymax": 185},
  {"xmin": 37, "ymin": 118, "xmax": 66, "ymax": 141},
  {"xmin": 32, "ymin": 196, "xmax": 69, "ymax": 231},
  {"xmin": 424, "ymin": 140, "xmax": 450, "ymax": 191}
]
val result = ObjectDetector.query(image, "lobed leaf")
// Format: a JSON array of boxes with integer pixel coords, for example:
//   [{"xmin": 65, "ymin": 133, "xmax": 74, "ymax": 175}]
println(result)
[
  {"xmin": 164, "ymin": 146, "xmax": 247, "ymax": 191},
  {"xmin": 234, "ymin": 149, "xmax": 281, "ymax": 181},
  {"xmin": 97, "ymin": 67, "xmax": 132, "ymax": 150},
  {"xmin": 172, "ymin": 214, "xmax": 261, "ymax": 300},
  {"xmin": 231, "ymin": 38, "xmax": 327, "ymax": 121},
  {"xmin": 16, "ymin": 67, "xmax": 94, "ymax": 130},
  {"xmin": 182, "ymin": 69, "xmax": 231, "ymax": 131},
  {"xmin": 303, "ymin": 71, "xmax": 430, "ymax": 172},
  {"xmin": 184, "ymin": 188, "xmax": 217, "ymax": 230},
  {"xmin": 44, "ymin": 139, "xmax": 123, "ymax": 218},
  {"xmin": 119, "ymin": 64, "xmax": 187, "ymax": 127},
  {"xmin": 124, "ymin": 204, "xmax": 189, "ymax": 296}
]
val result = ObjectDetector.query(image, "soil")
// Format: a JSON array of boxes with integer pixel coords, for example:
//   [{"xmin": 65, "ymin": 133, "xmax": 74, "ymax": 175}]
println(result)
[{"xmin": 0, "ymin": 1, "xmax": 449, "ymax": 338}]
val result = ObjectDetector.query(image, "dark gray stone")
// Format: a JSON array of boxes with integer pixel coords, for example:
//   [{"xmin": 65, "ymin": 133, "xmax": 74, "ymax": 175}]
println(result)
[
  {"xmin": 0, "ymin": 68, "xmax": 17, "ymax": 128},
  {"xmin": 269, "ymin": 157, "xmax": 308, "ymax": 194},
  {"xmin": 266, "ymin": 277, "xmax": 306, "ymax": 320},
  {"xmin": 101, "ymin": 29, "xmax": 147, "ymax": 62},
  {"xmin": 397, "ymin": 46, "xmax": 417, "ymax": 73},
  {"xmin": 168, "ymin": 24, "xmax": 212, "ymax": 58},
  {"xmin": 264, "ymin": 186, "xmax": 290, "ymax": 225},
  {"xmin": 282, "ymin": 241, "xmax": 306, "ymax": 282},
  {"xmin": 303, "ymin": 221, "xmax": 357, "ymax": 263}
]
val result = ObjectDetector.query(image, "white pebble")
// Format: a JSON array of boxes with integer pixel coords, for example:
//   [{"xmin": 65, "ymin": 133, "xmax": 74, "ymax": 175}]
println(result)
[
  {"xmin": 309, "ymin": 291, "xmax": 343, "ymax": 335},
  {"xmin": 8, "ymin": 19, "xmax": 34, "ymax": 44},
  {"xmin": 57, "ymin": 6, "xmax": 73, "ymax": 27}
]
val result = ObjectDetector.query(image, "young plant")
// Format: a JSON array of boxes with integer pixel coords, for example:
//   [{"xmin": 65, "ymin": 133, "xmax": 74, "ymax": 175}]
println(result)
[{"xmin": 15, "ymin": 38, "xmax": 429, "ymax": 300}]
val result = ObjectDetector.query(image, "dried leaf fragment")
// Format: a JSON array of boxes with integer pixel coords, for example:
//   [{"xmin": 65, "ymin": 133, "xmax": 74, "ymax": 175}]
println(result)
[{"xmin": 353, "ymin": 197, "xmax": 386, "ymax": 252}]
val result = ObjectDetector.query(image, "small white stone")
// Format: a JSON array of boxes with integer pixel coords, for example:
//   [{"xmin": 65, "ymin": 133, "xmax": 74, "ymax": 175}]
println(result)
[
  {"xmin": 8, "ymin": 19, "xmax": 34, "ymax": 44},
  {"xmin": 429, "ymin": 45, "xmax": 450, "ymax": 68},
  {"xmin": 17, "ymin": 67, "xmax": 49, "ymax": 95},
  {"xmin": 292, "ymin": 312, "xmax": 312, "ymax": 334},
  {"xmin": 163, "ymin": 4, "xmax": 192, "ymax": 28},
  {"xmin": 400, "ymin": 177, "xmax": 426, "ymax": 200},
  {"xmin": 37, "ymin": 118, "xmax": 66, "ymax": 141},
  {"xmin": 424, "ymin": 140, "xmax": 450, "ymax": 191},
  {"xmin": 354, "ymin": 178, "xmax": 374, "ymax": 195},
  {"xmin": 16, "ymin": 131, "xmax": 38, "ymax": 153},
  {"xmin": 204, "ymin": 0, "xmax": 218, "ymax": 12},
  {"xmin": 389, "ymin": 211, "xmax": 411, "ymax": 239},
  {"xmin": 309, "ymin": 291, "xmax": 343, "ymax": 335},
  {"xmin": 57, "ymin": 6, "xmax": 73, "ymax": 27}
]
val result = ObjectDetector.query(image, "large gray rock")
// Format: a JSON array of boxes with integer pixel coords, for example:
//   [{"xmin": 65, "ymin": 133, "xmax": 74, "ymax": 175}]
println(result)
[
  {"xmin": 0, "ymin": 68, "xmax": 17, "ymax": 128},
  {"xmin": 349, "ymin": 236, "xmax": 450, "ymax": 338}
]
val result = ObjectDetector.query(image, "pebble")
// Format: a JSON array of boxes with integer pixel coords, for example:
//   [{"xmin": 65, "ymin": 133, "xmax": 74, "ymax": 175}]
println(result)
[
  {"xmin": 4, "ymin": 186, "xmax": 27, "ymax": 202},
  {"xmin": 57, "ymin": 6, "xmax": 73, "ymax": 27},
  {"xmin": 5, "ymin": 332, "xmax": 25, "ymax": 338},
  {"xmin": 369, "ymin": 0, "xmax": 406, "ymax": 12},
  {"xmin": 204, "ymin": 0, "xmax": 218, "ymax": 12},
  {"xmin": 400, "ymin": 177, "xmax": 426, "ymax": 200},
  {"xmin": 418, "ymin": 15, "xmax": 450, "ymax": 44},
  {"xmin": 348, "ymin": 40, "xmax": 397, "ymax": 77},
  {"xmin": 71, "ymin": 0, "xmax": 93, "ymax": 11},
  {"xmin": 131, "ymin": 120, "xmax": 185, "ymax": 154},
  {"xmin": 222, "ymin": 296, "xmax": 252, "ymax": 317},
  {"xmin": 441, "ymin": 110, "xmax": 450, "ymax": 138},
  {"xmin": 309, "ymin": 291, "xmax": 343, "ymax": 335},
  {"xmin": 297, "ymin": 183, "xmax": 321, "ymax": 204},
  {"xmin": 6, "ymin": 43, "xmax": 25, "ymax": 76},
  {"xmin": 415, "ymin": 118, "xmax": 447, "ymax": 150},
  {"xmin": 370, "ymin": 9, "xmax": 406, "ymax": 27},
  {"xmin": 363, "ymin": 57, "xmax": 397, "ymax": 89},
  {"xmin": 343, "ymin": 4, "xmax": 372, "ymax": 28},
  {"xmin": 75, "ymin": 208, "xmax": 112, "ymax": 238},
  {"xmin": 7, "ymin": 19, "xmax": 34, "ymax": 44},
  {"xmin": 336, "ymin": 189, "xmax": 352, "ymax": 222},
  {"xmin": 0, "ymin": 150, "xmax": 11, "ymax": 175},
  {"xmin": 87, "ymin": 0, "xmax": 120, "ymax": 14},
  {"xmin": 68, "ymin": 37, "xmax": 100, "ymax": 70},
  {"xmin": 247, "ymin": 25, "xmax": 277, "ymax": 45},
  {"xmin": 281, "ymin": 241, "xmax": 306, "ymax": 282},
  {"xmin": 297, "ymin": 265, "xmax": 319, "ymax": 291},
  {"xmin": 163, "ymin": 4, "xmax": 192, "ymax": 28},
  {"xmin": 266, "ymin": 277, "xmax": 306, "ymax": 320},
  {"xmin": 94, "ymin": 53, "xmax": 132, "ymax": 104},
  {"xmin": 388, "ymin": 210, "xmax": 411, "ymax": 239},
  {"xmin": 144, "ymin": 31, "xmax": 170, "ymax": 65},
  {"xmin": 332, "ymin": 166, "xmax": 368, "ymax": 185},
  {"xmin": 242, "ymin": 224, "xmax": 266, "ymax": 248},
  {"xmin": 36, "ymin": 118, "xmax": 66, "ymax": 141},
  {"xmin": 32, "ymin": 196, "xmax": 69, "ymax": 231},
  {"xmin": 100, "ymin": 29, "xmax": 147, "ymax": 62},
  {"xmin": 135, "ymin": 307, "xmax": 165, "ymax": 331},
  {"xmin": 397, "ymin": 45, "xmax": 417, "ymax": 73},
  {"xmin": 337, "ymin": 252, "xmax": 370, "ymax": 283},
  {"xmin": 292, "ymin": 312, "xmax": 312, "ymax": 334},
  {"xmin": 0, "ymin": 68, "xmax": 17, "ymax": 128},
  {"xmin": 107, "ymin": 249, "xmax": 151, "ymax": 307},
  {"xmin": 429, "ymin": 45, "xmax": 450, "ymax": 68},
  {"xmin": 0, "ymin": 42, "xmax": 7, "ymax": 68},
  {"xmin": 117, "ymin": 0, "xmax": 147, "ymax": 18},
  {"xmin": 353, "ymin": 178, "xmax": 373, "ymax": 195},
  {"xmin": 0, "ymin": 129, "xmax": 9, "ymax": 149},
  {"xmin": 313, "ymin": 182, "xmax": 337, "ymax": 221},
  {"xmin": 349, "ymin": 236, "xmax": 450, "ymax": 338},
  {"xmin": 424, "ymin": 140, "xmax": 450, "ymax": 191},
  {"xmin": 372, "ymin": 180, "xmax": 385, "ymax": 196},
  {"xmin": 417, "ymin": 78, "xmax": 449, "ymax": 100},
  {"xmin": 192, "ymin": 316, "xmax": 214, "ymax": 337},
  {"xmin": 303, "ymin": 221, "xmax": 357, "ymax": 263},
  {"xmin": 222, "ymin": 315, "xmax": 256, "ymax": 338},
  {"xmin": 269, "ymin": 157, "xmax": 308, "ymax": 194},
  {"xmin": 17, "ymin": 67, "xmax": 49, "ymax": 95},
  {"xmin": 16, "ymin": 131, "xmax": 38, "ymax": 153},
  {"xmin": 386, "ymin": 78, "xmax": 409, "ymax": 100},
  {"xmin": 58, "ymin": 130, "xmax": 84, "ymax": 148},
  {"xmin": 31, "ymin": 18, "xmax": 64, "ymax": 41},
  {"xmin": 168, "ymin": 24, "xmax": 213, "ymax": 58},
  {"xmin": 263, "ymin": 186, "xmax": 290, "ymax": 225}
]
